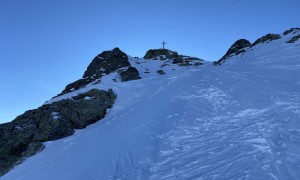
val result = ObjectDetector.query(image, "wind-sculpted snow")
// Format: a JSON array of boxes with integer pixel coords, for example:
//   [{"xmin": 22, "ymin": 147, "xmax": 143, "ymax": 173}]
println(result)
[{"xmin": 2, "ymin": 30, "xmax": 300, "ymax": 180}]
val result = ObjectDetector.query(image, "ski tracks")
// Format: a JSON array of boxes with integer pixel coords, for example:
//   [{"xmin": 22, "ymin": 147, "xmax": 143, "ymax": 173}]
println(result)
[{"xmin": 147, "ymin": 69, "xmax": 300, "ymax": 180}]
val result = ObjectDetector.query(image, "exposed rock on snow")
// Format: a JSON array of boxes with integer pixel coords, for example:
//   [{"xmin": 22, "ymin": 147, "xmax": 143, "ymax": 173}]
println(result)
[
  {"xmin": 252, "ymin": 33, "xmax": 281, "ymax": 47},
  {"xmin": 119, "ymin": 67, "xmax": 141, "ymax": 82},
  {"xmin": 286, "ymin": 34, "xmax": 300, "ymax": 43},
  {"xmin": 283, "ymin": 27, "xmax": 300, "ymax": 36},
  {"xmin": 60, "ymin": 48, "xmax": 133, "ymax": 95},
  {"xmin": 144, "ymin": 49, "xmax": 179, "ymax": 60},
  {"xmin": 144, "ymin": 48, "xmax": 203, "ymax": 66},
  {"xmin": 0, "ymin": 89, "xmax": 116, "ymax": 176},
  {"xmin": 156, "ymin": 69, "xmax": 166, "ymax": 75},
  {"xmin": 215, "ymin": 39, "xmax": 251, "ymax": 65}
]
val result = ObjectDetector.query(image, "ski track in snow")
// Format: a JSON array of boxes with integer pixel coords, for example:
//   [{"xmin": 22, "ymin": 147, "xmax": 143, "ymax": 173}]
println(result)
[
  {"xmin": 147, "ymin": 68, "xmax": 300, "ymax": 180},
  {"xmin": 2, "ymin": 30, "xmax": 300, "ymax": 180}
]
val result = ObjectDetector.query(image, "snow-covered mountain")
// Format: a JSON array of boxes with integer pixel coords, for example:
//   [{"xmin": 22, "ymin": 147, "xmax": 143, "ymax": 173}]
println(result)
[{"xmin": 1, "ymin": 28, "xmax": 300, "ymax": 180}]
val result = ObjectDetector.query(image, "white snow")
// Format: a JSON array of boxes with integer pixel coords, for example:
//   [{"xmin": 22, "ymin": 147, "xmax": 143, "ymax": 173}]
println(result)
[
  {"xmin": 83, "ymin": 96, "xmax": 94, "ymax": 100},
  {"xmin": 2, "ymin": 30, "xmax": 300, "ymax": 180},
  {"xmin": 51, "ymin": 112, "xmax": 60, "ymax": 120}
]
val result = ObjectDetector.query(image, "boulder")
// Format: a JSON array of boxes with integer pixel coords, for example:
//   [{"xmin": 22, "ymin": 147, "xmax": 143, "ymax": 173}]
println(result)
[
  {"xmin": 119, "ymin": 67, "xmax": 141, "ymax": 82},
  {"xmin": 156, "ymin": 70, "xmax": 166, "ymax": 75}
]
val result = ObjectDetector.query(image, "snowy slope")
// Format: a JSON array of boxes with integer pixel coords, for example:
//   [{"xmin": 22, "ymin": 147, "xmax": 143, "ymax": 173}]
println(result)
[{"xmin": 2, "ymin": 30, "xmax": 300, "ymax": 180}]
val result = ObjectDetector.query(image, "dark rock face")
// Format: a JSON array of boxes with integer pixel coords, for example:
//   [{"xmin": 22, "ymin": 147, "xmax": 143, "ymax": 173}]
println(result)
[
  {"xmin": 215, "ymin": 39, "xmax": 251, "ymax": 65},
  {"xmin": 252, "ymin": 34, "xmax": 281, "ymax": 47},
  {"xmin": 61, "ymin": 48, "xmax": 131, "ymax": 95},
  {"xmin": 119, "ymin": 67, "xmax": 141, "ymax": 82},
  {"xmin": 0, "ymin": 89, "xmax": 116, "ymax": 176}
]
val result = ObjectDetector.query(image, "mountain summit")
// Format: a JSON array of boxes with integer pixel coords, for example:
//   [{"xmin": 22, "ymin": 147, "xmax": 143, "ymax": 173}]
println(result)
[{"xmin": 1, "ymin": 28, "xmax": 300, "ymax": 179}]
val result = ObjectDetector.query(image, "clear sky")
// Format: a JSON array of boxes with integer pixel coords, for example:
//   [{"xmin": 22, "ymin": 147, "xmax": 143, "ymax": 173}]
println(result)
[{"xmin": 0, "ymin": 0, "xmax": 299, "ymax": 123}]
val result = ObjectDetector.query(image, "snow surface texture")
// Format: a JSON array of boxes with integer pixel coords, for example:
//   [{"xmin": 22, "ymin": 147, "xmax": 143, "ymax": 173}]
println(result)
[{"xmin": 2, "ymin": 30, "xmax": 300, "ymax": 180}]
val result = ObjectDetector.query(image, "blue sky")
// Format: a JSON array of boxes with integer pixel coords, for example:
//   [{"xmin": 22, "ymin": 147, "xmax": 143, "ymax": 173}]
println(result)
[{"xmin": 0, "ymin": 0, "xmax": 299, "ymax": 123}]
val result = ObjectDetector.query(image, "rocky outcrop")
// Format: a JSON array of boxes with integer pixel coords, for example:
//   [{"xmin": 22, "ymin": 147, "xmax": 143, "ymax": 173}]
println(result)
[
  {"xmin": 283, "ymin": 28, "xmax": 300, "ymax": 36},
  {"xmin": 0, "ymin": 89, "xmax": 116, "ymax": 176},
  {"xmin": 144, "ymin": 49, "xmax": 203, "ymax": 66},
  {"xmin": 214, "ymin": 39, "xmax": 251, "ymax": 65},
  {"xmin": 61, "ymin": 48, "xmax": 132, "ymax": 95},
  {"xmin": 83, "ymin": 48, "xmax": 130, "ymax": 78},
  {"xmin": 284, "ymin": 28, "xmax": 300, "ymax": 43},
  {"xmin": 287, "ymin": 34, "xmax": 300, "ymax": 43},
  {"xmin": 119, "ymin": 67, "xmax": 141, "ymax": 82},
  {"xmin": 252, "ymin": 34, "xmax": 281, "ymax": 47},
  {"xmin": 144, "ymin": 49, "xmax": 180, "ymax": 60}
]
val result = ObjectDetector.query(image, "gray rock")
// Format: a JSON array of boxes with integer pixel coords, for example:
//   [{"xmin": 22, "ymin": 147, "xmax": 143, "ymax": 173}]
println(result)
[
  {"xmin": 0, "ymin": 89, "xmax": 116, "ymax": 176},
  {"xmin": 119, "ymin": 67, "xmax": 141, "ymax": 82},
  {"xmin": 156, "ymin": 70, "xmax": 166, "ymax": 75}
]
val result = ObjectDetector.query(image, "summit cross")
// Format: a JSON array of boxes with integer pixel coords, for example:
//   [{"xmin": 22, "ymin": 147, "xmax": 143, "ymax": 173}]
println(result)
[{"xmin": 162, "ymin": 41, "xmax": 167, "ymax": 49}]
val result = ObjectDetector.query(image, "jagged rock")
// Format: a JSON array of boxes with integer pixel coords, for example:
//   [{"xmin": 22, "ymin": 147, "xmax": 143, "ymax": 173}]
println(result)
[
  {"xmin": 60, "ymin": 48, "xmax": 130, "ymax": 95},
  {"xmin": 252, "ymin": 34, "xmax": 281, "ymax": 47},
  {"xmin": 0, "ymin": 89, "xmax": 116, "ymax": 176},
  {"xmin": 214, "ymin": 39, "xmax": 251, "ymax": 65},
  {"xmin": 119, "ymin": 67, "xmax": 141, "ymax": 82}
]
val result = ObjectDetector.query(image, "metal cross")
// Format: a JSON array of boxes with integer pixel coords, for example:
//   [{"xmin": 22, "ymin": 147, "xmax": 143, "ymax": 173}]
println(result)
[{"xmin": 162, "ymin": 41, "xmax": 167, "ymax": 49}]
